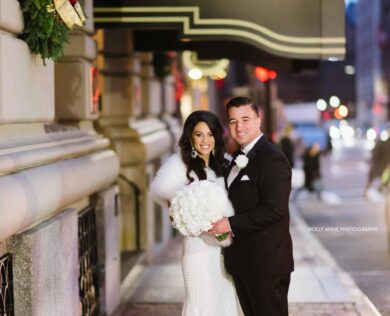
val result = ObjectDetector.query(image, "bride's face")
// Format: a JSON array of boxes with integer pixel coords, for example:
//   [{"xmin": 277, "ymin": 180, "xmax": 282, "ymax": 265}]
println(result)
[{"xmin": 191, "ymin": 122, "xmax": 215, "ymax": 161}]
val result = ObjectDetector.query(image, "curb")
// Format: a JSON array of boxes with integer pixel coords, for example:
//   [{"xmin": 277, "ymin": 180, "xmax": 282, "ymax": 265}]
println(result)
[{"xmin": 120, "ymin": 253, "xmax": 147, "ymax": 303}]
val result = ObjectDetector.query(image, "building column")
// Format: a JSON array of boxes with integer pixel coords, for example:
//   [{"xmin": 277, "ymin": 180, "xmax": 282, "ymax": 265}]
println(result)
[
  {"xmin": 96, "ymin": 29, "xmax": 174, "ymax": 276},
  {"xmin": 95, "ymin": 186, "xmax": 121, "ymax": 315},
  {"xmin": 0, "ymin": 0, "xmax": 120, "ymax": 315}
]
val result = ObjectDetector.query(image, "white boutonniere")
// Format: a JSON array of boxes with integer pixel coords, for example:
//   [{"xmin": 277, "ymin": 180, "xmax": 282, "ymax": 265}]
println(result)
[{"xmin": 234, "ymin": 154, "xmax": 249, "ymax": 169}]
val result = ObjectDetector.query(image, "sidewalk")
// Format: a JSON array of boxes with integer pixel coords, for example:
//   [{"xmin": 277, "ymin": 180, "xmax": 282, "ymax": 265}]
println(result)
[{"xmin": 114, "ymin": 204, "xmax": 381, "ymax": 316}]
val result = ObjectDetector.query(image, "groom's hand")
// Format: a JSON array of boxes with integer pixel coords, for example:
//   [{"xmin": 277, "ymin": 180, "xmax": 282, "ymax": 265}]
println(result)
[{"xmin": 209, "ymin": 217, "xmax": 231, "ymax": 234}]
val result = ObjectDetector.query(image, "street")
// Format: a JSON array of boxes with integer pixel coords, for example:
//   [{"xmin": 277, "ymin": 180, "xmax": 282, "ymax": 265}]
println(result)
[{"xmin": 295, "ymin": 138, "xmax": 390, "ymax": 315}]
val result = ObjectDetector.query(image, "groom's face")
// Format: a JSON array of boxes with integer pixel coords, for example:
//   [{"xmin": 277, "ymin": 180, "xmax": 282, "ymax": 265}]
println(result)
[{"xmin": 228, "ymin": 105, "xmax": 262, "ymax": 147}]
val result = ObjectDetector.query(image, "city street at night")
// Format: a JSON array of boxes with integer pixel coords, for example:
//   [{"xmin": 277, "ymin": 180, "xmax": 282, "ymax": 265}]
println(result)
[
  {"xmin": 4, "ymin": 1, "xmax": 390, "ymax": 315},
  {"xmin": 295, "ymin": 138, "xmax": 390, "ymax": 315}
]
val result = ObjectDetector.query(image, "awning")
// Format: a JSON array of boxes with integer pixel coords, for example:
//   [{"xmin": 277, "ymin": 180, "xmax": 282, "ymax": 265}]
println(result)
[
  {"xmin": 132, "ymin": 30, "xmax": 320, "ymax": 72},
  {"xmin": 94, "ymin": 0, "xmax": 346, "ymax": 61}
]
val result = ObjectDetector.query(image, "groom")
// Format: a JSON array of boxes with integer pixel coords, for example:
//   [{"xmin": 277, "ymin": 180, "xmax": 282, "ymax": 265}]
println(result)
[{"xmin": 210, "ymin": 96, "xmax": 294, "ymax": 315}]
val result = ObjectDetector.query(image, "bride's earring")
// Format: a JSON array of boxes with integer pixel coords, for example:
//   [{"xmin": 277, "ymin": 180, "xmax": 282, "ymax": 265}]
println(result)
[
  {"xmin": 191, "ymin": 147, "xmax": 198, "ymax": 158},
  {"xmin": 212, "ymin": 148, "xmax": 215, "ymax": 156}
]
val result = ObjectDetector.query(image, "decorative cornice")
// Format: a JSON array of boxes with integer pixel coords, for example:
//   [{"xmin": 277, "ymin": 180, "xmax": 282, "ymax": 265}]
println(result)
[{"xmin": 0, "ymin": 123, "xmax": 112, "ymax": 176}]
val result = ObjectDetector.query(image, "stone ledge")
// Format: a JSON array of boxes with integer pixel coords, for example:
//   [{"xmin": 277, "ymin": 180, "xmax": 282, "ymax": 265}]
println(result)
[
  {"xmin": 0, "ymin": 150, "xmax": 120, "ymax": 242},
  {"xmin": 142, "ymin": 130, "xmax": 172, "ymax": 162},
  {"xmin": 0, "ymin": 134, "xmax": 109, "ymax": 176},
  {"xmin": 0, "ymin": 123, "xmax": 97, "ymax": 149}
]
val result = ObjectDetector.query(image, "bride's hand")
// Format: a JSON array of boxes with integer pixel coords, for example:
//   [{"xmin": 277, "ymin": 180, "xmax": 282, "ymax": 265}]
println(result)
[{"xmin": 208, "ymin": 217, "xmax": 231, "ymax": 234}]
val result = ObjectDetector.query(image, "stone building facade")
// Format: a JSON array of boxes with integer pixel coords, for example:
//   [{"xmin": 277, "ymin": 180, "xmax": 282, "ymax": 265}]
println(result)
[{"xmin": 0, "ymin": 1, "xmax": 345, "ymax": 315}]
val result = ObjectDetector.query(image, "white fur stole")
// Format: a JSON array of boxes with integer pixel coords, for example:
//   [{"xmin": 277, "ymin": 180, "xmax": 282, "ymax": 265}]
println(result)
[
  {"xmin": 149, "ymin": 153, "xmax": 229, "ymax": 209},
  {"xmin": 149, "ymin": 153, "xmax": 233, "ymax": 247},
  {"xmin": 149, "ymin": 153, "xmax": 188, "ymax": 208}
]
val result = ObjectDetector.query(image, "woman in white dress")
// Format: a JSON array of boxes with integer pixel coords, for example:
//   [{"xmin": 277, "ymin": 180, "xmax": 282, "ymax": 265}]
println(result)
[{"xmin": 150, "ymin": 110, "xmax": 243, "ymax": 316}]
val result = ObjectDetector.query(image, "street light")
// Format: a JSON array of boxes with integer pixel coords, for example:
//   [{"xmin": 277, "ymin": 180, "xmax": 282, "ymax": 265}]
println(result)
[
  {"xmin": 338, "ymin": 105, "xmax": 348, "ymax": 118},
  {"xmin": 340, "ymin": 124, "xmax": 355, "ymax": 139},
  {"xmin": 366, "ymin": 128, "xmax": 377, "ymax": 141},
  {"xmin": 329, "ymin": 126, "xmax": 341, "ymax": 139},
  {"xmin": 210, "ymin": 70, "xmax": 227, "ymax": 80},
  {"xmin": 188, "ymin": 68, "xmax": 203, "ymax": 80},
  {"xmin": 380, "ymin": 130, "xmax": 389, "ymax": 141},
  {"xmin": 329, "ymin": 96, "xmax": 340, "ymax": 108},
  {"xmin": 316, "ymin": 99, "xmax": 327, "ymax": 111},
  {"xmin": 344, "ymin": 65, "xmax": 355, "ymax": 75}
]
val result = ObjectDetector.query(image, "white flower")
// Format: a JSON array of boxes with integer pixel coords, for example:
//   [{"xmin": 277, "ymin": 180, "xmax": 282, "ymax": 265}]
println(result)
[
  {"xmin": 234, "ymin": 154, "xmax": 249, "ymax": 169},
  {"xmin": 168, "ymin": 180, "xmax": 234, "ymax": 247}
]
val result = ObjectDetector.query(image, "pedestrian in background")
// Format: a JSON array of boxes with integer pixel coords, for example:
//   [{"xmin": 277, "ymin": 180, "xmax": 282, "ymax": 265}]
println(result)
[
  {"xmin": 364, "ymin": 138, "xmax": 390, "ymax": 197},
  {"xmin": 292, "ymin": 142, "xmax": 322, "ymax": 200},
  {"xmin": 279, "ymin": 124, "xmax": 295, "ymax": 167}
]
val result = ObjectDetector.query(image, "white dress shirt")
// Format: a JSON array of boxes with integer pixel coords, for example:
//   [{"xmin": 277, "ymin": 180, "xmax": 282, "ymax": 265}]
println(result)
[
  {"xmin": 242, "ymin": 133, "xmax": 263, "ymax": 154},
  {"xmin": 227, "ymin": 133, "xmax": 262, "ymax": 187}
]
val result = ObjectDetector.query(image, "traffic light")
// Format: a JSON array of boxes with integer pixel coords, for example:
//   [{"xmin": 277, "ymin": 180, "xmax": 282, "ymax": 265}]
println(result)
[
  {"xmin": 255, "ymin": 66, "xmax": 277, "ymax": 82},
  {"xmin": 321, "ymin": 110, "xmax": 331, "ymax": 120}
]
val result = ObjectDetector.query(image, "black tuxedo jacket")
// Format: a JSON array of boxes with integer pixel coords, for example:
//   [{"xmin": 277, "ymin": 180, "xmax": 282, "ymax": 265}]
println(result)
[{"xmin": 224, "ymin": 136, "xmax": 294, "ymax": 278}]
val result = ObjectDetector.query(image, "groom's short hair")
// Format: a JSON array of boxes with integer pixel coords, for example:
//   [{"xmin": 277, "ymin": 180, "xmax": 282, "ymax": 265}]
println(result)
[{"xmin": 226, "ymin": 96, "xmax": 259, "ymax": 116}]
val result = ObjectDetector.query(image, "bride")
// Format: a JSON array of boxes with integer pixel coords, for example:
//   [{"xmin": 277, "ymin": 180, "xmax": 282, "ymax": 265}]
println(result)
[{"xmin": 150, "ymin": 110, "xmax": 243, "ymax": 316}]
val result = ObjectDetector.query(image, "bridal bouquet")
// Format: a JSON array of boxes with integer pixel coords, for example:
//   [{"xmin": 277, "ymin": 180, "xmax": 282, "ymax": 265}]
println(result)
[{"xmin": 169, "ymin": 180, "xmax": 234, "ymax": 247}]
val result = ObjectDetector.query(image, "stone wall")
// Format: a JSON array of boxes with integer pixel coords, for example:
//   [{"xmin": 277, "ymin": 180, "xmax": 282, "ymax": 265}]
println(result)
[{"xmin": 0, "ymin": 1, "xmax": 122, "ymax": 314}]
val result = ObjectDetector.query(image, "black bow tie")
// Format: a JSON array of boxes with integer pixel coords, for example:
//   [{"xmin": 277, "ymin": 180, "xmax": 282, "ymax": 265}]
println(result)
[{"xmin": 233, "ymin": 150, "xmax": 245, "ymax": 158}]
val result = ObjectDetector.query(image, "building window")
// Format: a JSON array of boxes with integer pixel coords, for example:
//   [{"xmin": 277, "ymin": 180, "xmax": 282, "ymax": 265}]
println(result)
[{"xmin": 78, "ymin": 205, "xmax": 99, "ymax": 316}]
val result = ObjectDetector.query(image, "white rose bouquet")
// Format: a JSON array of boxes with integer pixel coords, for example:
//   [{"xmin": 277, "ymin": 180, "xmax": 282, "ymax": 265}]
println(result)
[{"xmin": 169, "ymin": 180, "xmax": 234, "ymax": 247}]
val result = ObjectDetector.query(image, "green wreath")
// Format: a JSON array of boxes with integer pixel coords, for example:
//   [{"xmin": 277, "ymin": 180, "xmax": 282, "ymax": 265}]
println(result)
[{"xmin": 18, "ymin": 0, "xmax": 86, "ymax": 64}]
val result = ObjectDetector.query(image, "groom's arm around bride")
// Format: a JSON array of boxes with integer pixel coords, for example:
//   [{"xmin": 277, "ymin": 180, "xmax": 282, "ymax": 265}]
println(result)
[{"xmin": 211, "ymin": 96, "xmax": 294, "ymax": 316}]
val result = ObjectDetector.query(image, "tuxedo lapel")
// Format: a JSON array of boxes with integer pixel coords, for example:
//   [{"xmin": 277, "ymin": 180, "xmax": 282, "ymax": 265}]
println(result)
[
  {"xmin": 229, "ymin": 167, "xmax": 246, "ymax": 188},
  {"xmin": 225, "ymin": 150, "xmax": 243, "ymax": 189},
  {"xmin": 224, "ymin": 162, "xmax": 234, "ymax": 189},
  {"xmin": 247, "ymin": 135, "xmax": 267, "ymax": 159},
  {"xmin": 228, "ymin": 136, "xmax": 268, "ymax": 189}
]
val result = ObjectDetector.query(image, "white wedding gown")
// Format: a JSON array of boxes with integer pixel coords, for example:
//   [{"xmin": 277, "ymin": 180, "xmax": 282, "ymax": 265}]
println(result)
[
  {"xmin": 180, "ymin": 169, "xmax": 242, "ymax": 316},
  {"xmin": 181, "ymin": 234, "xmax": 243, "ymax": 316},
  {"xmin": 149, "ymin": 155, "xmax": 242, "ymax": 316}
]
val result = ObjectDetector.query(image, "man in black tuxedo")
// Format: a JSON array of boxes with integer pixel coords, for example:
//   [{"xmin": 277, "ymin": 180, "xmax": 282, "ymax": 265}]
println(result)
[{"xmin": 210, "ymin": 96, "xmax": 294, "ymax": 315}]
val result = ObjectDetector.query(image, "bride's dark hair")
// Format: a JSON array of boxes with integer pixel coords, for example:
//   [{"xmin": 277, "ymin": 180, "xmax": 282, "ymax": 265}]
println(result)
[{"xmin": 178, "ymin": 110, "xmax": 225, "ymax": 183}]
